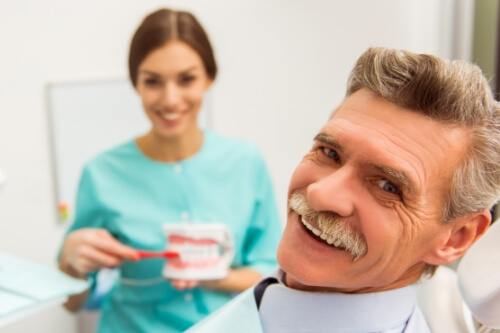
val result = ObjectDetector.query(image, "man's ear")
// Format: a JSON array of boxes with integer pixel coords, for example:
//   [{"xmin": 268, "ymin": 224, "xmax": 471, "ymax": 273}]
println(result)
[{"xmin": 423, "ymin": 209, "xmax": 491, "ymax": 265}]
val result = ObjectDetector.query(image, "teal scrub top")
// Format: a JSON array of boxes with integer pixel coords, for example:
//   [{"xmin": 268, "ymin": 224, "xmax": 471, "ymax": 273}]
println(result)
[{"xmin": 66, "ymin": 130, "xmax": 282, "ymax": 333}]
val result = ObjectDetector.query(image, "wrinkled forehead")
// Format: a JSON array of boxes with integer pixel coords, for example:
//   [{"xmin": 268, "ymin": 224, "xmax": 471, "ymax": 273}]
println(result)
[
  {"xmin": 330, "ymin": 90, "xmax": 470, "ymax": 154},
  {"xmin": 324, "ymin": 91, "xmax": 470, "ymax": 195}
]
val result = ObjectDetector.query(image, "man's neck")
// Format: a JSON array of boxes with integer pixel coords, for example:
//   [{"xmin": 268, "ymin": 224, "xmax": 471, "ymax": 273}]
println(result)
[{"xmin": 282, "ymin": 263, "xmax": 425, "ymax": 293}]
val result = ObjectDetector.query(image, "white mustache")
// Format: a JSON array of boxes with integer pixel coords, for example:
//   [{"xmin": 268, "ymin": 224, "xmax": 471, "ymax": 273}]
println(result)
[{"xmin": 289, "ymin": 191, "xmax": 367, "ymax": 260}]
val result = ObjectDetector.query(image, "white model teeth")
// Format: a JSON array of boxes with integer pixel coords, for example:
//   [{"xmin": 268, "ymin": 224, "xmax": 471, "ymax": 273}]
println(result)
[
  {"xmin": 170, "ymin": 244, "xmax": 219, "ymax": 262},
  {"xmin": 161, "ymin": 113, "xmax": 180, "ymax": 120},
  {"xmin": 301, "ymin": 216, "xmax": 343, "ymax": 248}
]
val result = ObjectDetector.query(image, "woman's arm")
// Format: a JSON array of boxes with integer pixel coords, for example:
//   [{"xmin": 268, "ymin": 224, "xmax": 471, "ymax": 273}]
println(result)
[
  {"xmin": 63, "ymin": 289, "xmax": 90, "ymax": 312},
  {"xmin": 59, "ymin": 228, "xmax": 138, "ymax": 278},
  {"xmin": 171, "ymin": 267, "xmax": 262, "ymax": 293},
  {"xmin": 200, "ymin": 267, "xmax": 262, "ymax": 292},
  {"xmin": 58, "ymin": 228, "xmax": 138, "ymax": 312}
]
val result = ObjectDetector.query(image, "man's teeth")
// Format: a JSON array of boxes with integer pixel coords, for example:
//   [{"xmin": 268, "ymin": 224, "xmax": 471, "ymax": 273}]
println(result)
[{"xmin": 301, "ymin": 217, "xmax": 343, "ymax": 248}]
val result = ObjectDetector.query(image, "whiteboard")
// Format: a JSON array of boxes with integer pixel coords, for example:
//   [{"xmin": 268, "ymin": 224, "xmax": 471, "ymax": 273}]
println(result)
[{"xmin": 46, "ymin": 79, "xmax": 211, "ymax": 224}]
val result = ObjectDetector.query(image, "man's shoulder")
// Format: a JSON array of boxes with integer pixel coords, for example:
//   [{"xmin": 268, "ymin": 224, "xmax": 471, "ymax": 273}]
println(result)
[{"xmin": 186, "ymin": 288, "xmax": 263, "ymax": 333}]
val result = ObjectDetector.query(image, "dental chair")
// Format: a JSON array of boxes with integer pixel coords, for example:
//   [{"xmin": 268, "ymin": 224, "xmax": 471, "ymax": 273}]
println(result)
[
  {"xmin": 417, "ymin": 213, "xmax": 499, "ymax": 333},
  {"xmin": 458, "ymin": 218, "xmax": 500, "ymax": 332},
  {"xmin": 417, "ymin": 265, "xmax": 472, "ymax": 332}
]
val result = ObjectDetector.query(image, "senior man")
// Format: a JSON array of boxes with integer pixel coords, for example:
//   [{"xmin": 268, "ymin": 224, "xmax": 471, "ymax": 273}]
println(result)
[{"xmin": 187, "ymin": 47, "xmax": 500, "ymax": 333}]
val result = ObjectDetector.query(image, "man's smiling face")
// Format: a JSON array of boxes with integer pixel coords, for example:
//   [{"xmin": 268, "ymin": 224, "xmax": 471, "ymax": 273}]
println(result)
[{"xmin": 277, "ymin": 88, "xmax": 470, "ymax": 293}]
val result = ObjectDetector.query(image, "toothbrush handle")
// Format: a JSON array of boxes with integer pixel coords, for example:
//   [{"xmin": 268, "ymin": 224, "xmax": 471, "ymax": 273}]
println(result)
[{"xmin": 136, "ymin": 250, "xmax": 179, "ymax": 260}]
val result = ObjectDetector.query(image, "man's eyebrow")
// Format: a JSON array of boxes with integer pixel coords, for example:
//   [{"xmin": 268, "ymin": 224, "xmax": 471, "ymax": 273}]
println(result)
[
  {"xmin": 371, "ymin": 164, "xmax": 416, "ymax": 195},
  {"xmin": 313, "ymin": 133, "xmax": 343, "ymax": 152},
  {"xmin": 314, "ymin": 132, "xmax": 417, "ymax": 195}
]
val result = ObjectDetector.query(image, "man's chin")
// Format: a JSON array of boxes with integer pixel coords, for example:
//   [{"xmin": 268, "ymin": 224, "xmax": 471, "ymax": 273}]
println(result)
[
  {"xmin": 278, "ymin": 245, "xmax": 356, "ymax": 292},
  {"xmin": 278, "ymin": 246, "xmax": 328, "ymax": 290},
  {"xmin": 282, "ymin": 271, "xmax": 318, "ymax": 291},
  {"xmin": 281, "ymin": 268, "xmax": 342, "ymax": 292}
]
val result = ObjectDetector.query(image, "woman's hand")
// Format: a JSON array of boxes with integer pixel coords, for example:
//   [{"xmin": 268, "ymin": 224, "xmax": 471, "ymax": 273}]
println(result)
[
  {"xmin": 169, "ymin": 268, "xmax": 262, "ymax": 293},
  {"xmin": 59, "ymin": 228, "xmax": 138, "ymax": 278},
  {"xmin": 170, "ymin": 279, "xmax": 200, "ymax": 290}
]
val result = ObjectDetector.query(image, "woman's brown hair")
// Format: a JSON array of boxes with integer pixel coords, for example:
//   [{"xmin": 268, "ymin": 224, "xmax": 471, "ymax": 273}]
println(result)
[{"xmin": 128, "ymin": 8, "xmax": 217, "ymax": 86}]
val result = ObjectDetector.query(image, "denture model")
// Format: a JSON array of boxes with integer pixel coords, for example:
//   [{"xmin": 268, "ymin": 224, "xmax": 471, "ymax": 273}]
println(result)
[{"xmin": 163, "ymin": 234, "xmax": 232, "ymax": 280}]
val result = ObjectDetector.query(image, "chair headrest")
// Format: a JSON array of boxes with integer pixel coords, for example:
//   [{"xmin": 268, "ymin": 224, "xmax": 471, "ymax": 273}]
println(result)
[{"xmin": 458, "ymin": 219, "xmax": 500, "ymax": 329}]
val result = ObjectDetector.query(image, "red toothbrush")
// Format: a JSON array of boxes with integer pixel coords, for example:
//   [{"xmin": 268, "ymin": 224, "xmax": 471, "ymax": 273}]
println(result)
[{"xmin": 136, "ymin": 250, "xmax": 180, "ymax": 260}]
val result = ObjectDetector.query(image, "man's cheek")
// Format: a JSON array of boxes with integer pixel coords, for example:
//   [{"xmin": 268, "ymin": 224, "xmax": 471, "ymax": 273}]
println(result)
[{"xmin": 393, "ymin": 204, "xmax": 422, "ymax": 240}]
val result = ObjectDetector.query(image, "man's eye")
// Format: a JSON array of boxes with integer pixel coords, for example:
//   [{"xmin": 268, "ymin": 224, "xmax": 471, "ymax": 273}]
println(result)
[
  {"xmin": 376, "ymin": 179, "xmax": 401, "ymax": 196},
  {"xmin": 320, "ymin": 147, "xmax": 340, "ymax": 163}
]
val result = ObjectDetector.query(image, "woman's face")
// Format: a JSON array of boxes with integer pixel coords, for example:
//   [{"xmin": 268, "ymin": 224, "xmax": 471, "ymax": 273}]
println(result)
[{"xmin": 135, "ymin": 40, "xmax": 212, "ymax": 139}]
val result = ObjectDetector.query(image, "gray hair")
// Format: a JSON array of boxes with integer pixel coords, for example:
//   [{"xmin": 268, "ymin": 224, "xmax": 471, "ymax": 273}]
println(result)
[{"xmin": 346, "ymin": 47, "xmax": 500, "ymax": 222}]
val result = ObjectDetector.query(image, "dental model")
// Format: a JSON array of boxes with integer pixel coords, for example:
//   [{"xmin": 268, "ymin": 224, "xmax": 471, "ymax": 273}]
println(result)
[{"xmin": 163, "ymin": 233, "xmax": 233, "ymax": 280}]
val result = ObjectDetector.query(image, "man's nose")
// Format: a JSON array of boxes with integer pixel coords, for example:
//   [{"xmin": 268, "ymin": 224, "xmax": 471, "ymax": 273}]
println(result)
[
  {"xmin": 161, "ymin": 82, "xmax": 181, "ymax": 108},
  {"xmin": 306, "ymin": 167, "xmax": 355, "ymax": 217}
]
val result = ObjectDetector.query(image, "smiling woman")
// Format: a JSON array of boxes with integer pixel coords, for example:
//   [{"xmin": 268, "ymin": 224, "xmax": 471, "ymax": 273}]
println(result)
[
  {"xmin": 57, "ymin": 8, "xmax": 282, "ymax": 333},
  {"xmin": 129, "ymin": 9, "xmax": 216, "ymax": 158},
  {"xmin": 134, "ymin": 40, "xmax": 210, "ymax": 159}
]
